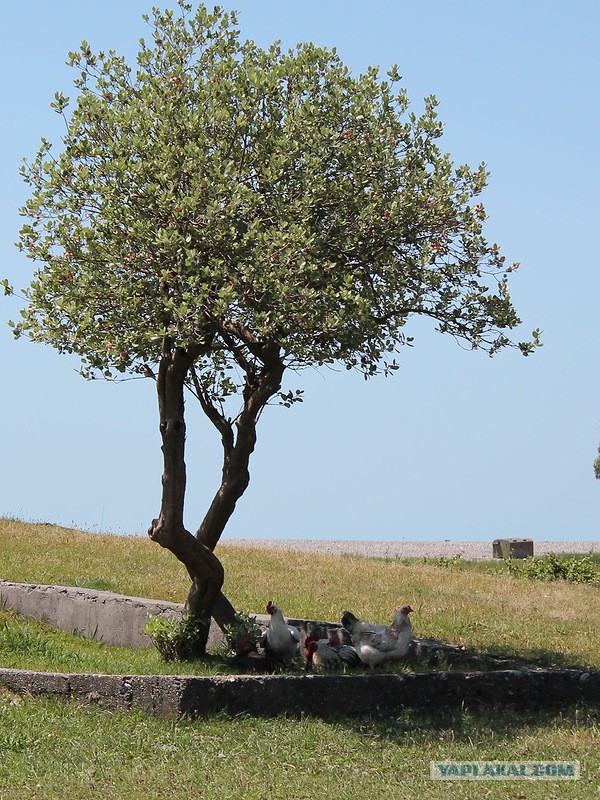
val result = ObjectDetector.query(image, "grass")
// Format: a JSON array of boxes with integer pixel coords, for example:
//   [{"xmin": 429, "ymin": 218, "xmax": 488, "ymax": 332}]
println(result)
[
  {"xmin": 0, "ymin": 609, "xmax": 233, "ymax": 676},
  {"xmin": 1, "ymin": 518, "xmax": 599, "ymax": 798},
  {"xmin": 0, "ymin": 690, "xmax": 598, "ymax": 800}
]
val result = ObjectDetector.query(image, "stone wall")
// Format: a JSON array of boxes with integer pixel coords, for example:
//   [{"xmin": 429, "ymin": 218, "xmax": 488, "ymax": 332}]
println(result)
[
  {"xmin": 0, "ymin": 667, "xmax": 597, "ymax": 719},
  {"xmin": 0, "ymin": 579, "xmax": 220, "ymax": 649},
  {"xmin": 0, "ymin": 579, "xmax": 335, "ymax": 651},
  {"xmin": 0, "ymin": 578, "xmax": 571, "ymax": 671}
]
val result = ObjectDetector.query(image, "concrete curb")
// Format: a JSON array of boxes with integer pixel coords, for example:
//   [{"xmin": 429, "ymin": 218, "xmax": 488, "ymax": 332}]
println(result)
[
  {"xmin": 0, "ymin": 579, "xmax": 214, "ymax": 649},
  {"xmin": 0, "ymin": 667, "xmax": 598, "ymax": 718},
  {"xmin": 0, "ymin": 578, "xmax": 340, "ymax": 651}
]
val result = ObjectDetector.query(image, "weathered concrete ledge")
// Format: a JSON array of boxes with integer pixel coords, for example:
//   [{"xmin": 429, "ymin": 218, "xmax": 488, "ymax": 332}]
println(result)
[
  {"xmin": 0, "ymin": 578, "xmax": 330, "ymax": 652},
  {"xmin": 0, "ymin": 580, "xmax": 445, "ymax": 658},
  {"xmin": 0, "ymin": 578, "xmax": 188, "ymax": 648},
  {"xmin": 0, "ymin": 667, "xmax": 598, "ymax": 718}
]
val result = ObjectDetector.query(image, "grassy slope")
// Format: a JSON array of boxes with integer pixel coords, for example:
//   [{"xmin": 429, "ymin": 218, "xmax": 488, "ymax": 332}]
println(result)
[
  {"xmin": 1, "ymin": 518, "xmax": 599, "ymax": 669},
  {"xmin": 1, "ymin": 519, "xmax": 599, "ymax": 799}
]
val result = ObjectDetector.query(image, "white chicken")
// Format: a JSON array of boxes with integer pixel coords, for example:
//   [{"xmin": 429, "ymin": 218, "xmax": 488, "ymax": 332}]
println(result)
[
  {"xmin": 341, "ymin": 605, "xmax": 413, "ymax": 669},
  {"xmin": 260, "ymin": 601, "xmax": 301, "ymax": 664}
]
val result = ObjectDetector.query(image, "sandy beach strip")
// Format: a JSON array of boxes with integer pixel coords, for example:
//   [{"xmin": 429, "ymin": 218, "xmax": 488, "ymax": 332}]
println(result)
[{"xmin": 223, "ymin": 539, "xmax": 600, "ymax": 560}]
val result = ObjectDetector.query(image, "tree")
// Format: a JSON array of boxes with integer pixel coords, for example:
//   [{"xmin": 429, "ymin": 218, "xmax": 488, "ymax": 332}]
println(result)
[{"xmin": 8, "ymin": 2, "xmax": 539, "ymax": 650}]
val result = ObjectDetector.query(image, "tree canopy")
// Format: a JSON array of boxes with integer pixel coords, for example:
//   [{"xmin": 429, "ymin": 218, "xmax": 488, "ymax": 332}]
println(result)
[
  {"xmin": 12, "ymin": 4, "xmax": 537, "ymax": 382},
  {"xmin": 8, "ymin": 2, "xmax": 539, "ymax": 639}
]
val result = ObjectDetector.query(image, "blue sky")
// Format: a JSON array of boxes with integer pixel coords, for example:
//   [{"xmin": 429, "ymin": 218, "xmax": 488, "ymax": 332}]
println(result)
[{"xmin": 1, "ymin": 1, "xmax": 599, "ymax": 542}]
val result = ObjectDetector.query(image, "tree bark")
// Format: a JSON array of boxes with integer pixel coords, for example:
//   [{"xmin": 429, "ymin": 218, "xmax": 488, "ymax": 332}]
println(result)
[
  {"xmin": 196, "ymin": 351, "xmax": 286, "ymax": 552},
  {"xmin": 147, "ymin": 340, "xmax": 225, "ymax": 651},
  {"xmin": 148, "ymin": 336, "xmax": 286, "ymax": 648}
]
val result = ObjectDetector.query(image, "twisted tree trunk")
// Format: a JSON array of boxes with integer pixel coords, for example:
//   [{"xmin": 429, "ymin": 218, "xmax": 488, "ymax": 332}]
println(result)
[
  {"xmin": 148, "ymin": 335, "xmax": 286, "ymax": 652},
  {"xmin": 193, "ymin": 341, "xmax": 286, "ymax": 629},
  {"xmin": 195, "ymin": 347, "xmax": 285, "ymax": 550},
  {"xmin": 148, "ymin": 340, "xmax": 225, "ymax": 653}
]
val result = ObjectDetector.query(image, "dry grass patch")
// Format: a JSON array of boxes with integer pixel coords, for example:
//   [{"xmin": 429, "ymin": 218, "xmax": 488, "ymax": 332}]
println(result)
[{"xmin": 0, "ymin": 518, "xmax": 189, "ymax": 602}]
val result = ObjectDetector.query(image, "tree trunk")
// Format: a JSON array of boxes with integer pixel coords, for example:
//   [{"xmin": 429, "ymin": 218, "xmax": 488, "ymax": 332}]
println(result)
[
  {"xmin": 195, "ymin": 416, "xmax": 256, "ymax": 551},
  {"xmin": 148, "ymin": 338, "xmax": 286, "ymax": 648},
  {"xmin": 147, "ymin": 342, "xmax": 225, "ymax": 652}
]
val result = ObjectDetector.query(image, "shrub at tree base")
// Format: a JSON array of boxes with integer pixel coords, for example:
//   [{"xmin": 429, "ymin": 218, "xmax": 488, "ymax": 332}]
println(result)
[
  {"xmin": 143, "ymin": 614, "xmax": 210, "ymax": 662},
  {"xmin": 222, "ymin": 611, "xmax": 264, "ymax": 657}
]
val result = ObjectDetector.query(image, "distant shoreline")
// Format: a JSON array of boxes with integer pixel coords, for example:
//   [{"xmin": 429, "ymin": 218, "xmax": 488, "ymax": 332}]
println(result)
[{"xmin": 222, "ymin": 539, "xmax": 600, "ymax": 560}]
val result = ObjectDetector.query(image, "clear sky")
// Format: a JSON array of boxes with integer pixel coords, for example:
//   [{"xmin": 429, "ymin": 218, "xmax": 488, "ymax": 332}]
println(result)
[{"xmin": 1, "ymin": 1, "xmax": 599, "ymax": 543}]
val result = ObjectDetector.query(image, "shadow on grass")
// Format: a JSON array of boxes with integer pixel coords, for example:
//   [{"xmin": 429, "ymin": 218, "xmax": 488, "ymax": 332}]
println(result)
[
  {"xmin": 209, "ymin": 630, "xmax": 594, "ymax": 676},
  {"xmin": 325, "ymin": 703, "xmax": 600, "ymax": 747},
  {"xmin": 457, "ymin": 642, "xmax": 593, "ymax": 671},
  {"xmin": 413, "ymin": 645, "xmax": 593, "ymax": 673}
]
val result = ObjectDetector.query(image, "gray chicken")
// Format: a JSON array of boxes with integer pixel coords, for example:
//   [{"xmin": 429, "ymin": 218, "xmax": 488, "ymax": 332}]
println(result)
[
  {"xmin": 341, "ymin": 605, "xmax": 413, "ymax": 668},
  {"xmin": 304, "ymin": 630, "xmax": 360, "ymax": 670}
]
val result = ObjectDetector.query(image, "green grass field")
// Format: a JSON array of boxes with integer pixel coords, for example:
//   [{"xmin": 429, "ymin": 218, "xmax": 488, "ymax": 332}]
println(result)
[{"xmin": 0, "ymin": 518, "xmax": 599, "ymax": 799}]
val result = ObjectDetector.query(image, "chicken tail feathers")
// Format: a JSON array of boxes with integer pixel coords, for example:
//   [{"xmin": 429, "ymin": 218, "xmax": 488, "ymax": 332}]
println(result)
[
  {"xmin": 341, "ymin": 610, "xmax": 359, "ymax": 633},
  {"xmin": 338, "ymin": 644, "xmax": 361, "ymax": 667}
]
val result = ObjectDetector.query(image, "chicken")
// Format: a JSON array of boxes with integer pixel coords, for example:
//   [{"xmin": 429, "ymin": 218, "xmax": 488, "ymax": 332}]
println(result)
[
  {"xmin": 327, "ymin": 630, "xmax": 361, "ymax": 667},
  {"xmin": 304, "ymin": 630, "xmax": 361, "ymax": 670},
  {"xmin": 341, "ymin": 605, "xmax": 413, "ymax": 668},
  {"xmin": 303, "ymin": 631, "xmax": 329, "ymax": 658},
  {"xmin": 260, "ymin": 601, "xmax": 301, "ymax": 664},
  {"xmin": 231, "ymin": 633, "xmax": 271, "ymax": 672},
  {"xmin": 305, "ymin": 634, "xmax": 342, "ymax": 670}
]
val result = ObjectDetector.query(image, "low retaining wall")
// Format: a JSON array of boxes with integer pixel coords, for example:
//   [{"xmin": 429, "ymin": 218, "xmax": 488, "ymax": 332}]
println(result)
[
  {"xmin": 0, "ymin": 579, "xmax": 224, "ymax": 650},
  {"xmin": 0, "ymin": 579, "xmax": 511, "ymax": 667},
  {"xmin": 0, "ymin": 579, "xmax": 336, "ymax": 651},
  {"xmin": 0, "ymin": 667, "xmax": 598, "ymax": 718}
]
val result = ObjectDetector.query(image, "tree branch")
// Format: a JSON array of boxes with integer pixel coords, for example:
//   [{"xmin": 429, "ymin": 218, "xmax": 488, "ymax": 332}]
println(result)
[
  {"xmin": 189, "ymin": 364, "xmax": 234, "ymax": 456},
  {"xmin": 196, "ymin": 348, "xmax": 286, "ymax": 551}
]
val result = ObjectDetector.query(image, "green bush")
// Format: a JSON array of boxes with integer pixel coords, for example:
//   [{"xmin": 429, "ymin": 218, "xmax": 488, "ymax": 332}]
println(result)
[
  {"xmin": 506, "ymin": 553, "xmax": 600, "ymax": 585},
  {"xmin": 143, "ymin": 613, "xmax": 209, "ymax": 661},
  {"xmin": 222, "ymin": 611, "xmax": 264, "ymax": 656}
]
